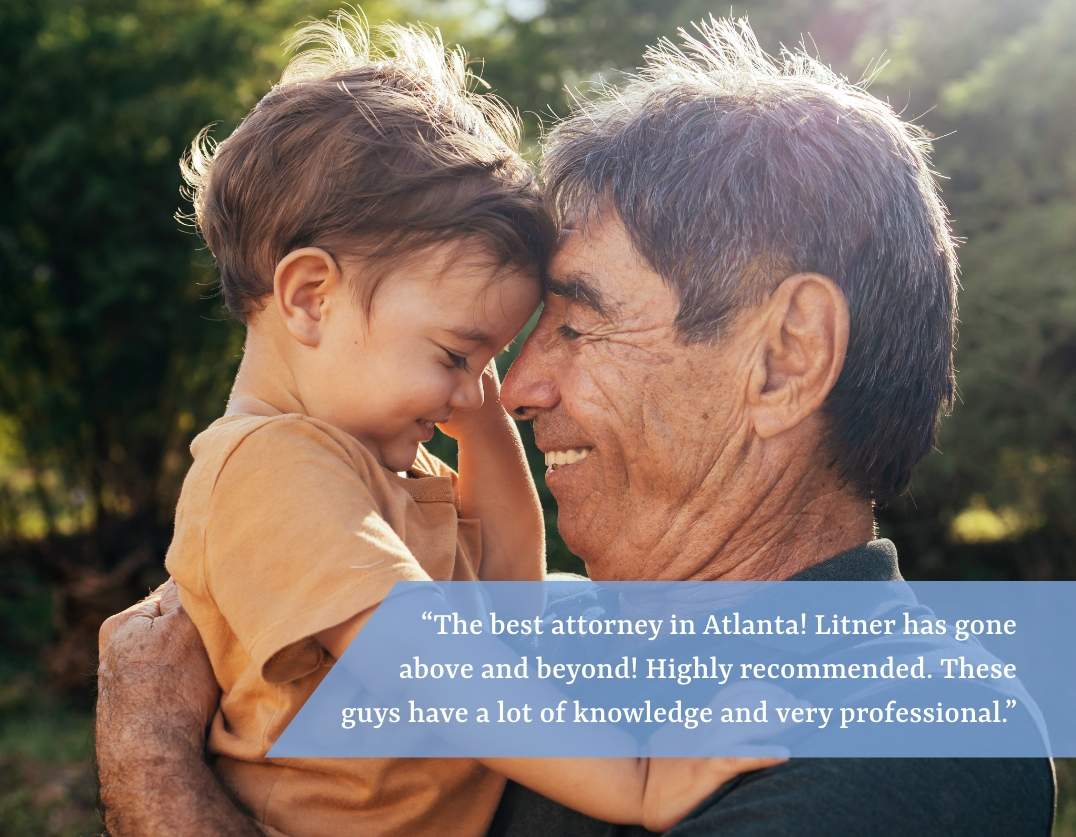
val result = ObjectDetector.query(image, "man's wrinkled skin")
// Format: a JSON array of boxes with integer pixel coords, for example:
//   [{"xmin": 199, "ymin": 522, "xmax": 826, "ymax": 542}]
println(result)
[
  {"xmin": 505, "ymin": 214, "xmax": 873, "ymax": 582},
  {"xmin": 97, "ymin": 580, "xmax": 258, "ymax": 836}
]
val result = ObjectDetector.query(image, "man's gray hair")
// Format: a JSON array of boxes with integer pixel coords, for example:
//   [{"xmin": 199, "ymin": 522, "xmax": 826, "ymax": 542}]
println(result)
[{"xmin": 542, "ymin": 17, "xmax": 958, "ymax": 505}]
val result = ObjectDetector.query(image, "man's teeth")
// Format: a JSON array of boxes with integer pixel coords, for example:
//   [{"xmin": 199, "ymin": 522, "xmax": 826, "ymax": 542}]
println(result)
[
  {"xmin": 544, "ymin": 449, "xmax": 590, "ymax": 468},
  {"xmin": 422, "ymin": 420, "xmax": 435, "ymax": 429}
]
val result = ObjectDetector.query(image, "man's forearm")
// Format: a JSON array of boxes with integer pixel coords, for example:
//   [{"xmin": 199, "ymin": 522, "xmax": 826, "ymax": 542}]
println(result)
[
  {"xmin": 98, "ymin": 731, "xmax": 259, "ymax": 837},
  {"xmin": 96, "ymin": 580, "xmax": 257, "ymax": 836}
]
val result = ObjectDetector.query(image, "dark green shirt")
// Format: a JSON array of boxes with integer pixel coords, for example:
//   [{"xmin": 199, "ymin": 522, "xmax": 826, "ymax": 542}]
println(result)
[{"xmin": 488, "ymin": 541, "xmax": 1056, "ymax": 837}]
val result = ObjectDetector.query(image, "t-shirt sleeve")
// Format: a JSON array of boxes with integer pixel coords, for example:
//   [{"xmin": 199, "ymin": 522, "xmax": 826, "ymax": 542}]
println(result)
[
  {"xmin": 412, "ymin": 444, "xmax": 462, "ymax": 505},
  {"xmin": 203, "ymin": 418, "xmax": 430, "ymax": 683}
]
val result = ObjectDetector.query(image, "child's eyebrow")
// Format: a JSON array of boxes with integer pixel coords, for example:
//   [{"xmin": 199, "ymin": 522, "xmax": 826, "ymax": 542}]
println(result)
[{"xmin": 445, "ymin": 326, "xmax": 494, "ymax": 346}]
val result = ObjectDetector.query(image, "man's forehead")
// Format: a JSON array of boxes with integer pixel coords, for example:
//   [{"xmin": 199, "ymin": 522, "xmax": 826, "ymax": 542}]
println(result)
[
  {"xmin": 547, "ymin": 224, "xmax": 616, "ymax": 299},
  {"xmin": 545, "ymin": 217, "xmax": 664, "ymax": 316}
]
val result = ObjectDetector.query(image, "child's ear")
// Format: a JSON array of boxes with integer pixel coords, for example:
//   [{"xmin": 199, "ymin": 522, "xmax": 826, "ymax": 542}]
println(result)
[{"xmin": 273, "ymin": 247, "xmax": 342, "ymax": 347}]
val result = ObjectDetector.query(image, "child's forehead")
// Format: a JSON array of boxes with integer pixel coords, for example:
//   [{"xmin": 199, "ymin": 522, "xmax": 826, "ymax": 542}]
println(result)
[
  {"xmin": 364, "ymin": 243, "xmax": 539, "ymax": 326},
  {"xmin": 440, "ymin": 322, "xmax": 498, "ymax": 349},
  {"xmin": 422, "ymin": 261, "xmax": 541, "ymax": 327},
  {"xmin": 393, "ymin": 241, "xmax": 537, "ymax": 294}
]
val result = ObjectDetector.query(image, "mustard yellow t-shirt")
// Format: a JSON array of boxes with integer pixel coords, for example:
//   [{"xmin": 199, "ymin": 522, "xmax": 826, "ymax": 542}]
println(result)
[{"xmin": 166, "ymin": 414, "xmax": 505, "ymax": 837}]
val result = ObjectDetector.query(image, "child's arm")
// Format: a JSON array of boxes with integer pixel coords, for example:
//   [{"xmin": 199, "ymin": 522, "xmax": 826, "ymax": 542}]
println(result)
[
  {"xmin": 483, "ymin": 755, "xmax": 783, "ymax": 831},
  {"xmin": 640, "ymin": 757, "xmax": 785, "ymax": 832},
  {"xmin": 319, "ymin": 609, "xmax": 783, "ymax": 830},
  {"xmin": 439, "ymin": 363, "xmax": 545, "ymax": 581}
]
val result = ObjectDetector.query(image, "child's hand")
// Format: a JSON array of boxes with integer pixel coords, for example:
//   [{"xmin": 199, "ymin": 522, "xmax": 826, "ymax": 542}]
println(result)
[
  {"xmin": 641, "ymin": 755, "xmax": 787, "ymax": 832},
  {"xmin": 647, "ymin": 681, "xmax": 806, "ymax": 757},
  {"xmin": 641, "ymin": 683, "xmax": 795, "ymax": 831},
  {"xmin": 438, "ymin": 362, "xmax": 504, "ymax": 440}
]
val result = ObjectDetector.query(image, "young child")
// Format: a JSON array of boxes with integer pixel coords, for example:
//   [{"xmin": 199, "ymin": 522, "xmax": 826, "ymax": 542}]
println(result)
[{"xmin": 166, "ymin": 13, "xmax": 780, "ymax": 837}]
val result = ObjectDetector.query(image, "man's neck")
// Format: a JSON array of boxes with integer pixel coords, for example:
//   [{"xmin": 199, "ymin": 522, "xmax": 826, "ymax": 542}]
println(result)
[
  {"xmin": 695, "ymin": 488, "xmax": 876, "ymax": 581},
  {"xmin": 648, "ymin": 444, "xmax": 876, "ymax": 583}
]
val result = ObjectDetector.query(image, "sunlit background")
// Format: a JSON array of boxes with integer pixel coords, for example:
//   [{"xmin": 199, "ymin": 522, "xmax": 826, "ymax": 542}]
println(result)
[{"xmin": 1, "ymin": 0, "xmax": 1074, "ymax": 832}]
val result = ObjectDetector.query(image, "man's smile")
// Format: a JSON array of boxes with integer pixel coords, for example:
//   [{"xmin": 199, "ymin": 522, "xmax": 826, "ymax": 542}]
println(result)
[{"xmin": 544, "ymin": 448, "xmax": 591, "ymax": 471}]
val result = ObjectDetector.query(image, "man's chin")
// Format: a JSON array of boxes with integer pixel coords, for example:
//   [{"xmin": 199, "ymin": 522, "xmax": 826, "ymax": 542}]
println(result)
[
  {"xmin": 556, "ymin": 518, "xmax": 610, "ymax": 579},
  {"xmin": 572, "ymin": 555, "xmax": 626, "ymax": 582}
]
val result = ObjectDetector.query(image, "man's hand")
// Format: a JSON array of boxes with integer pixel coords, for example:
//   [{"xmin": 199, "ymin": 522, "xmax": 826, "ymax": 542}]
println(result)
[
  {"xmin": 98, "ymin": 578, "xmax": 219, "ymax": 748},
  {"xmin": 96, "ymin": 579, "xmax": 257, "ymax": 836}
]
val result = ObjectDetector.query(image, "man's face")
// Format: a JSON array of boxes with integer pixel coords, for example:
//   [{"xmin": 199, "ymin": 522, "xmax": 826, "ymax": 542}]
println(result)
[{"xmin": 502, "ymin": 214, "xmax": 753, "ymax": 581}]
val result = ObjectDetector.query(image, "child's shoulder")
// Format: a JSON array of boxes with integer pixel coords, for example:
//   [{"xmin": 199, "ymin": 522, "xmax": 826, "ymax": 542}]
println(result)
[
  {"xmin": 193, "ymin": 412, "xmax": 377, "ymax": 471},
  {"xmin": 186, "ymin": 413, "xmax": 456, "ymax": 506},
  {"xmin": 188, "ymin": 410, "xmax": 387, "ymax": 488}
]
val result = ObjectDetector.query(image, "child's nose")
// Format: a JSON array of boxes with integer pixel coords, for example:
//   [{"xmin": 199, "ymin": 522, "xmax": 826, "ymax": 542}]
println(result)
[{"xmin": 450, "ymin": 374, "xmax": 484, "ymax": 411}]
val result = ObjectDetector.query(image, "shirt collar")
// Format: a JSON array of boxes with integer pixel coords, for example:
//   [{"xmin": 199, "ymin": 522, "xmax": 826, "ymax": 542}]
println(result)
[{"xmin": 787, "ymin": 538, "xmax": 903, "ymax": 582}]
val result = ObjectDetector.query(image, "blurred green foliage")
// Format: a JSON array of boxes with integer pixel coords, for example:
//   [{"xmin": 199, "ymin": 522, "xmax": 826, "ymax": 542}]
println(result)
[
  {"xmin": 890, "ymin": 0, "xmax": 1076, "ymax": 579},
  {"xmin": 0, "ymin": 0, "xmax": 1072, "ymax": 673},
  {"xmin": 0, "ymin": 0, "xmax": 325, "ymax": 701},
  {"xmin": 2, "ymin": 0, "xmax": 262, "ymax": 541}
]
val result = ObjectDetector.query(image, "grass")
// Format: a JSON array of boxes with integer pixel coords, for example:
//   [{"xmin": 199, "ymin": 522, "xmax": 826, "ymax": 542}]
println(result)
[
  {"xmin": 1056, "ymin": 759, "xmax": 1076, "ymax": 836},
  {"xmin": 0, "ymin": 699, "xmax": 102, "ymax": 837}
]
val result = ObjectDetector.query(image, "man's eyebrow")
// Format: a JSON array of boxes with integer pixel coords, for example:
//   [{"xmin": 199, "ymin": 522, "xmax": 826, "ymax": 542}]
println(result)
[{"xmin": 543, "ymin": 271, "xmax": 614, "ymax": 318}]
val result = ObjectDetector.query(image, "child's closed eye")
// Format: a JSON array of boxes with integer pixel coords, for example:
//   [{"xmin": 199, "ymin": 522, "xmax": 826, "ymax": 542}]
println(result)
[{"xmin": 445, "ymin": 350, "xmax": 471, "ymax": 372}]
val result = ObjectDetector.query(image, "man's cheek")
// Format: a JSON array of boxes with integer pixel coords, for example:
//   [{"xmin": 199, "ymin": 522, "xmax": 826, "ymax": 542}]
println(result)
[{"xmin": 578, "ymin": 366, "xmax": 646, "ymax": 435}]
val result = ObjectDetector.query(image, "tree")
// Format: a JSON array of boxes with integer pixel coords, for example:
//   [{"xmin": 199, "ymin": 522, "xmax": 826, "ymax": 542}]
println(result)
[
  {"xmin": 0, "ymin": 0, "xmax": 408, "ymax": 690},
  {"xmin": 874, "ymin": 0, "xmax": 1076, "ymax": 578},
  {"xmin": 4, "ymin": 0, "xmax": 1074, "ymax": 698}
]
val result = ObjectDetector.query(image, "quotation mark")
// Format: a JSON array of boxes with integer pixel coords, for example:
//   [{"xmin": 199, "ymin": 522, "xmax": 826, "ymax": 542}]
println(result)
[{"xmin": 422, "ymin": 611, "xmax": 433, "ymax": 621}]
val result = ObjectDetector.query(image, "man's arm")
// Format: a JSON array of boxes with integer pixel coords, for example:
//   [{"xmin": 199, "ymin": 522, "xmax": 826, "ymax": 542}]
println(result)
[{"xmin": 96, "ymin": 579, "xmax": 259, "ymax": 836}]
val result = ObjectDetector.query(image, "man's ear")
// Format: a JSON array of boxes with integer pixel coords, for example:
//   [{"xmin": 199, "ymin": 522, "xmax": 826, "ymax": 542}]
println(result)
[
  {"xmin": 746, "ymin": 273, "xmax": 849, "ymax": 439},
  {"xmin": 273, "ymin": 247, "xmax": 343, "ymax": 347}
]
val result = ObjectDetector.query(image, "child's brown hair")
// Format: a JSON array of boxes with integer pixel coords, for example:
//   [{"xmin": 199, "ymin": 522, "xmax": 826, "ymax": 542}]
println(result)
[{"xmin": 182, "ymin": 11, "xmax": 555, "ymax": 322}]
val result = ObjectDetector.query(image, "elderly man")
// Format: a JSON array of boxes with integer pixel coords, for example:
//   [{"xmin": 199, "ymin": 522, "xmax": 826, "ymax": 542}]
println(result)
[{"xmin": 96, "ymin": 20, "xmax": 1054, "ymax": 836}]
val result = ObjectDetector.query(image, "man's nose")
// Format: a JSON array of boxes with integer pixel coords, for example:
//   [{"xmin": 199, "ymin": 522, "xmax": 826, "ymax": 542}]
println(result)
[{"xmin": 501, "ymin": 323, "xmax": 561, "ymax": 420}]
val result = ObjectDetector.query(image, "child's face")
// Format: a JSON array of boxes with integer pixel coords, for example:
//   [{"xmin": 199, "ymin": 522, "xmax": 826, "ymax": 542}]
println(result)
[{"xmin": 309, "ymin": 244, "xmax": 541, "ymax": 471}]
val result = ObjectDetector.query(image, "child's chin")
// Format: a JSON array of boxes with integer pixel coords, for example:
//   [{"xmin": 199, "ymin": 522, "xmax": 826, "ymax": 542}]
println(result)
[{"xmin": 384, "ymin": 445, "xmax": 419, "ymax": 473}]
